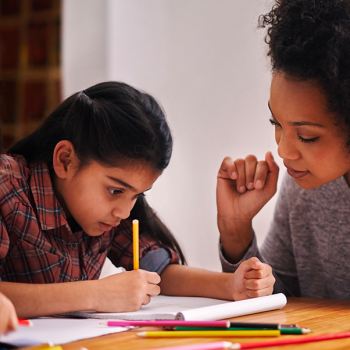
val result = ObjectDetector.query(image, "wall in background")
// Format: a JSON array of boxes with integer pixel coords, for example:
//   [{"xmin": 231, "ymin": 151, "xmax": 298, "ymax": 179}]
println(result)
[
  {"xmin": 0, "ymin": 0, "xmax": 61, "ymax": 150},
  {"xmin": 62, "ymin": 0, "xmax": 285, "ymax": 271}
]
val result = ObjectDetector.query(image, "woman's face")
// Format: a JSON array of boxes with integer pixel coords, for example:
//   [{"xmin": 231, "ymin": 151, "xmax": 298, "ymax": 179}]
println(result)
[{"xmin": 269, "ymin": 70, "xmax": 350, "ymax": 189}]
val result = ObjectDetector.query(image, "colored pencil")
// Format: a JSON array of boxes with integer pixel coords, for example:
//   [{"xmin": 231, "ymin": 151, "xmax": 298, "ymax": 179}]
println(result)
[
  {"xmin": 18, "ymin": 318, "xmax": 34, "ymax": 326},
  {"xmin": 229, "ymin": 322, "xmax": 298, "ymax": 329},
  {"xmin": 229, "ymin": 331, "xmax": 350, "ymax": 349},
  {"xmin": 174, "ymin": 327, "xmax": 311, "ymax": 335},
  {"xmin": 102, "ymin": 320, "xmax": 231, "ymax": 328},
  {"xmin": 137, "ymin": 330, "xmax": 281, "ymax": 337},
  {"xmin": 145, "ymin": 342, "xmax": 233, "ymax": 350},
  {"xmin": 133, "ymin": 219, "xmax": 139, "ymax": 270},
  {"xmin": 20, "ymin": 342, "xmax": 54, "ymax": 350},
  {"xmin": 102, "ymin": 320, "xmax": 298, "ymax": 329}
]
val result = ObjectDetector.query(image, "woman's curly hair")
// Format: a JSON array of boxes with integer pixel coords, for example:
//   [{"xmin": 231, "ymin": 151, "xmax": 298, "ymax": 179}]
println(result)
[{"xmin": 259, "ymin": 0, "xmax": 350, "ymax": 148}]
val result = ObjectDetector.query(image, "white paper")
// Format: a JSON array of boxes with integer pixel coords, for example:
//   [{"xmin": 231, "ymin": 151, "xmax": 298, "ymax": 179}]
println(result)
[
  {"xmin": 176, "ymin": 293, "xmax": 287, "ymax": 321},
  {"xmin": 0, "ymin": 317, "xmax": 128, "ymax": 347},
  {"xmin": 67, "ymin": 295, "xmax": 230, "ymax": 320},
  {"xmin": 64, "ymin": 294, "xmax": 286, "ymax": 321}
]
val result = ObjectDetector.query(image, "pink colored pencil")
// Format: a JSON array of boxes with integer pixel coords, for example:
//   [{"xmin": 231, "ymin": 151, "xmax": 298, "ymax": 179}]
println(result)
[
  {"xmin": 102, "ymin": 320, "xmax": 230, "ymax": 328},
  {"xmin": 145, "ymin": 341, "xmax": 233, "ymax": 350},
  {"xmin": 230, "ymin": 331, "xmax": 350, "ymax": 349}
]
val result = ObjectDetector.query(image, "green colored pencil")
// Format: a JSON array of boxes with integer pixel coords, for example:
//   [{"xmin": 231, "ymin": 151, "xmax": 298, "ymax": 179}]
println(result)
[{"xmin": 174, "ymin": 327, "xmax": 311, "ymax": 335}]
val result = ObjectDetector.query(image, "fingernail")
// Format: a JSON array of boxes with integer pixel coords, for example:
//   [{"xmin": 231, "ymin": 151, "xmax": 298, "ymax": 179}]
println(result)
[
  {"xmin": 239, "ymin": 186, "xmax": 246, "ymax": 193},
  {"xmin": 232, "ymin": 172, "xmax": 237, "ymax": 179},
  {"xmin": 255, "ymin": 180, "xmax": 263, "ymax": 189},
  {"xmin": 255, "ymin": 261, "xmax": 262, "ymax": 266},
  {"xmin": 247, "ymin": 182, "xmax": 254, "ymax": 190}
]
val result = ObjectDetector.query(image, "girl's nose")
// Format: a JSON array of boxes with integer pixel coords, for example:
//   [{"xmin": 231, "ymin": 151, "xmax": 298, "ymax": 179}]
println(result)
[
  {"xmin": 277, "ymin": 133, "xmax": 300, "ymax": 160},
  {"xmin": 112, "ymin": 199, "xmax": 136, "ymax": 220}
]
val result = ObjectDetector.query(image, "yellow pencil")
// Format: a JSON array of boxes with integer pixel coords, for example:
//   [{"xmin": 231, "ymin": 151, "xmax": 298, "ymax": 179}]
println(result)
[
  {"xmin": 137, "ymin": 330, "xmax": 281, "ymax": 337},
  {"xmin": 133, "ymin": 219, "xmax": 139, "ymax": 269}
]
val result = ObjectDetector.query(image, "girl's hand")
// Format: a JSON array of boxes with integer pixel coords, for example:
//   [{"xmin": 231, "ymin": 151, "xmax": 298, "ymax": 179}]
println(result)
[
  {"xmin": 231, "ymin": 257, "xmax": 275, "ymax": 301},
  {"xmin": 92, "ymin": 269, "xmax": 161, "ymax": 312},
  {"xmin": 0, "ymin": 292, "xmax": 18, "ymax": 336},
  {"xmin": 217, "ymin": 152, "xmax": 279, "ymax": 262}
]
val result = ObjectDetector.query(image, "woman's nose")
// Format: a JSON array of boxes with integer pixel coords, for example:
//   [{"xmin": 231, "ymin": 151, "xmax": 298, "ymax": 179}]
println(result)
[{"xmin": 277, "ymin": 133, "xmax": 300, "ymax": 160}]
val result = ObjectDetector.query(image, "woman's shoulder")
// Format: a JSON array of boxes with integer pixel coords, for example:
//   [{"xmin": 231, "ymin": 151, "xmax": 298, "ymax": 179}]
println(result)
[{"xmin": 280, "ymin": 171, "xmax": 349, "ymax": 207}]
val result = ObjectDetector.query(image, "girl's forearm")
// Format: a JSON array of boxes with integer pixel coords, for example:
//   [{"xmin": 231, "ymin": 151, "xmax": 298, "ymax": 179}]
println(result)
[
  {"xmin": 159, "ymin": 264, "xmax": 234, "ymax": 300},
  {"xmin": 0, "ymin": 281, "xmax": 96, "ymax": 318}
]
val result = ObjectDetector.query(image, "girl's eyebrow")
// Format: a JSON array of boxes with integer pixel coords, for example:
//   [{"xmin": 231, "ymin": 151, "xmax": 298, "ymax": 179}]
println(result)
[
  {"xmin": 267, "ymin": 101, "xmax": 326, "ymax": 128},
  {"xmin": 107, "ymin": 176, "xmax": 135, "ymax": 190},
  {"xmin": 107, "ymin": 176, "xmax": 152, "ymax": 193}
]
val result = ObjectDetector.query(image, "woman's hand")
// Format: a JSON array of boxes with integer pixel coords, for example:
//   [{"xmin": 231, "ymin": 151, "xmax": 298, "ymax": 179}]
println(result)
[
  {"xmin": 217, "ymin": 152, "xmax": 279, "ymax": 262},
  {"xmin": 0, "ymin": 292, "xmax": 18, "ymax": 336},
  {"xmin": 92, "ymin": 269, "xmax": 161, "ymax": 312},
  {"xmin": 231, "ymin": 257, "xmax": 275, "ymax": 301}
]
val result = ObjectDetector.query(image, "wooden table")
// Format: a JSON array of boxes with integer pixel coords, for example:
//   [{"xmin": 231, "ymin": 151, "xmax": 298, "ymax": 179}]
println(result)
[{"xmin": 44, "ymin": 298, "xmax": 350, "ymax": 350}]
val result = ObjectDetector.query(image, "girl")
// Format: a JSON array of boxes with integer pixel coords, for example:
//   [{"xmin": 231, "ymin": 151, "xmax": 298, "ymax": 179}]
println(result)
[
  {"xmin": 0, "ymin": 128, "xmax": 17, "ymax": 336},
  {"xmin": 0, "ymin": 82, "xmax": 274, "ymax": 318},
  {"xmin": 218, "ymin": 0, "xmax": 350, "ymax": 299}
]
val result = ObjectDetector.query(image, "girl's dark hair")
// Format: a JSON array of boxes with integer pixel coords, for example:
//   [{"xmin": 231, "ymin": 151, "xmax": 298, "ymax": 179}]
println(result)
[
  {"xmin": 8, "ymin": 81, "xmax": 186, "ymax": 264},
  {"xmin": 259, "ymin": 0, "xmax": 350, "ymax": 149}
]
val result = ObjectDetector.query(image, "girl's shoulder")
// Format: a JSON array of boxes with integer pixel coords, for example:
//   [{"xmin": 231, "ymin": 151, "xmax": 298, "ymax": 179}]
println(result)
[{"xmin": 0, "ymin": 154, "xmax": 31, "ymax": 190}]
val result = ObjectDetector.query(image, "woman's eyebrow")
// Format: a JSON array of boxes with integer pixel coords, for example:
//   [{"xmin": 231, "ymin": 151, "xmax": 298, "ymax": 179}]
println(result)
[{"xmin": 267, "ymin": 101, "xmax": 326, "ymax": 128}]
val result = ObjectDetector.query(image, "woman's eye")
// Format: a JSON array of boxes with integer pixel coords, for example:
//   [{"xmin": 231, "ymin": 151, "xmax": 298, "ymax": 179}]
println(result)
[
  {"xmin": 109, "ymin": 188, "xmax": 123, "ymax": 196},
  {"xmin": 298, "ymin": 136, "xmax": 319, "ymax": 143},
  {"xmin": 269, "ymin": 118, "xmax": 281, "ymax": 127}
]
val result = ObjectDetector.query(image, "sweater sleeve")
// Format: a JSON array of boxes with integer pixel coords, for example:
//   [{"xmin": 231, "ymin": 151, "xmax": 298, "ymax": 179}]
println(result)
[{"xmin": 219, "ymin": 173, "xmax": 301, "ymax": 297}]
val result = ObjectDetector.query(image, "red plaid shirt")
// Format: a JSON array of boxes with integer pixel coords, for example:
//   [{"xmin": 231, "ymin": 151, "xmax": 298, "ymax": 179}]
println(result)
[{"xmin": 0, "ymin": 155, "xmax": 179, "ymax": 284}]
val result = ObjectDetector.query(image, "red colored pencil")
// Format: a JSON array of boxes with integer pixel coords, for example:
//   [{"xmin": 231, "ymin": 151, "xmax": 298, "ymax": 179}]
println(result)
[
  {"xmin": 18, "ymin": 318, "xmax": 33, "ymax": 326},
  {"xmin": 230, "ymin": 331, "xmax": 350, "ymax": 349}
]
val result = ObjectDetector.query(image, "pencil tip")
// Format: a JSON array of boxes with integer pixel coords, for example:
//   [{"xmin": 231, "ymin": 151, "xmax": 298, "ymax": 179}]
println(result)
[
  {"xmin": 100, "ymin": 322, "xmax": 108, "ymax": 326},
  {"xmin": 230, "ymin": 344, "xmax": 241, "ymax": 350},
  {"xmin": 302, "ymin": 328, "xmax": 312, "ymax": 334},
  {"xmin": 137, "ymin": 332, "xmax": 146, "ymax": 337}
]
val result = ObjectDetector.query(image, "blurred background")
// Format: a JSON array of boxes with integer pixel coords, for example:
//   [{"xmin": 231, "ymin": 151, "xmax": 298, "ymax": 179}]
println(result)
[{"xmin": 0, "ymin": 0, "xmax": 285, "ymax": 271}]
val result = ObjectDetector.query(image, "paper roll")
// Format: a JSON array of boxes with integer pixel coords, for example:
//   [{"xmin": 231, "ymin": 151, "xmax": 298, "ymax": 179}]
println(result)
[{"xmin": 175, "ymin": 293, "xmax": 287, "ymax": 321}]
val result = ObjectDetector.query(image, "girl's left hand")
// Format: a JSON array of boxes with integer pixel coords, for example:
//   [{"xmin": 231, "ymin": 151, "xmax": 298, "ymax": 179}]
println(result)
[{"xmin": 231, "ymin": 257, "xmax": 275, "ymax": 301}]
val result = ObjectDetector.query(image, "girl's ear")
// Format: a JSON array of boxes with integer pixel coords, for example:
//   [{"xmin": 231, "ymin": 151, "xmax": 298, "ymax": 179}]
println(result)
[{"xmin": 53, "ymin": 140, "xmax": 77, "ymax": 179}]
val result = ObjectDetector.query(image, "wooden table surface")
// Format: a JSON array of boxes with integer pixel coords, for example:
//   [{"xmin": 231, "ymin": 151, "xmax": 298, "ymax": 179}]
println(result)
[{"xmin": 39, "ymin": 297, "xmax": 350, "ymax": 350}]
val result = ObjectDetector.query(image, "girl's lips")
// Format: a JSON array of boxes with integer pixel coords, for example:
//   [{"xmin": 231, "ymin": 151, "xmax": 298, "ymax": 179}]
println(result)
[
  {"xmin": 286, "ymin": 167, "xmax": 310, "ymax": 179},
  {"xmin": 99, "ymin": 222, "xmax": 112, "ymax": 231},
  {"xmin": 99, "ymin": 222, "xmax": 120, "ymax": 231}
]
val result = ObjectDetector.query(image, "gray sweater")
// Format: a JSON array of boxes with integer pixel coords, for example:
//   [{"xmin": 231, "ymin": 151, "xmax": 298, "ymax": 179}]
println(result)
[{"xmin": 220, "ymin": 173, "xmax": 350, "ymax": 299}]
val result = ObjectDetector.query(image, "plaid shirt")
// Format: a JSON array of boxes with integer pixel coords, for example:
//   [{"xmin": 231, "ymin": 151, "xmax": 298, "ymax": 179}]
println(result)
[{"xmin": 0, "ymin": 155, "xmax": 179, "ymax": 284}]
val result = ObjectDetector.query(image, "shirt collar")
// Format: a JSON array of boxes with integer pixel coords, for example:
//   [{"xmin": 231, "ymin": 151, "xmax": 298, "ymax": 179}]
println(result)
[{"xmin": 29, "ymin": 162, "xmax": 68, "ymax": 230}]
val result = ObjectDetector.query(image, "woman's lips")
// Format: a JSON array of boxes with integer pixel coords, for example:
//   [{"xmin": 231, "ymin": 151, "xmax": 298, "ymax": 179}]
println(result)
[{"xmin": 285, "ymin": 166, "xmax": 310, "ymax": 179}]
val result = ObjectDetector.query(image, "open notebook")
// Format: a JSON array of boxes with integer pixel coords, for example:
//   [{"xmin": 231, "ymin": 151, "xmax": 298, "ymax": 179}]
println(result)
[{"xmin": 64, "ymin": 293, "xmax": 287, "ymax": 321}]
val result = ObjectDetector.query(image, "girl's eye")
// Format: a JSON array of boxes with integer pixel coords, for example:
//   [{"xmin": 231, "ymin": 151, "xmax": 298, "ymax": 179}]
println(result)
[
  {"xmin": 269, "ymin": 118, "xmax": 281, "ymax": 127},
  {"xmin": 109, "ymin": 188, "xmax": 123, "ymax": 196},
  {"xmin": 298, "ymin": 136, "xmax": 319, "ymax": 143}
]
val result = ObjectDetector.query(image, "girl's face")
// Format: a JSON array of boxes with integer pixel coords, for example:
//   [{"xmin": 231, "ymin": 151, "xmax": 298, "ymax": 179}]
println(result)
[
  {"xmin": 54, "ymin": 154, "xmax": 160, "ymax": 236},
  {"xmin": 269, "ymin": 71, "xmax": 350, "ymax": 189}
]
